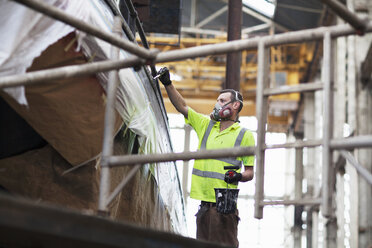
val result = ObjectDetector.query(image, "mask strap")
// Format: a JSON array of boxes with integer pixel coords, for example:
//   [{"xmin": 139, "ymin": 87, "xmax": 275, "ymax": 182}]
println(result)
[
  {"xmin": 222, "ymin": 100, "xmax": 233, "ymax": 108},
  {"xmin": 234, "ymin": 90, "xmax": 242, "ymax": 104}
]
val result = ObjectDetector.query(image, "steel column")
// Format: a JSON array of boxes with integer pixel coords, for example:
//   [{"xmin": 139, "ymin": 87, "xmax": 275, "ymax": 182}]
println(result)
[
  {"xmin": 225, "ymin": 0, "xmax": 242, "ymax": 90},
  {"xmin": 98, "ymin": 17, "xmax": 122, "ymax": 213},
  {"xmin": 254, "ymin": 40, "xmax": 270, "ymax": 219}
]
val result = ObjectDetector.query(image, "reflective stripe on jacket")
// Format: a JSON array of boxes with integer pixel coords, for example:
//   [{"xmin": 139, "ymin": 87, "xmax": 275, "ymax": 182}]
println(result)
[{"xmin": 191, "ymin": 120, "xmax": 247, "ymax": 202}]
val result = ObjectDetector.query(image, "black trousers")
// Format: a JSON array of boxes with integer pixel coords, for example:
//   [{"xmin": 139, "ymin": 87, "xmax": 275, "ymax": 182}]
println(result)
[{"xmin": 195, "ymin": 202, "xmax": 240, "ymax": 247}]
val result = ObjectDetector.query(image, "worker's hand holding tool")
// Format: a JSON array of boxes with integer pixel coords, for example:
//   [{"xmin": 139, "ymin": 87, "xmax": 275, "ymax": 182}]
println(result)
[
  {"xmin": 224, "ymin": 170, "xmax": 242, "ymax": 184},
  {"xmin": 156, "ymin": 67, "xmax": 172, "ymax": 86}
]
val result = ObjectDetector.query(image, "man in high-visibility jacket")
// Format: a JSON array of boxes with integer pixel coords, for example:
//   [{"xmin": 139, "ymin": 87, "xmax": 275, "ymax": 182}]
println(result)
[{"xmin": 158, "ymin": 67, "xmax": 255, "ymax": 247}]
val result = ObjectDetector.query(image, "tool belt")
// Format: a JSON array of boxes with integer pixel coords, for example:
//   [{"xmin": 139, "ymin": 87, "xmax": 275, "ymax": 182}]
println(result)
[
  {"xmin": 201, "ymin": 201, "xmax": 216, "ymax": 208},
  {"xmin": 196, "ymin": 201, "xmax": 216, "ymax": 218}
]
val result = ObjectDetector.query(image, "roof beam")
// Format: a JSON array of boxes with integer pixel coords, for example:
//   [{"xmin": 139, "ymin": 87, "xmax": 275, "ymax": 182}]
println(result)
[
  {"xmin": 242, "ymin": 23, "xmax": 270, "ymax": 35},
  {"xmin": 195, "ymin": 5, "xmax": 228, "ymax": 28},
  {"xmin": 277, "ymin": 3, "xmax": 323, "ymax": 14},
  {"xmin": 242, "ymin": 6, "xmax": 289, "ymax": 32},
  {"xmin": 181, "ymin": 27, "xmax": 226, "ymax": 37}
]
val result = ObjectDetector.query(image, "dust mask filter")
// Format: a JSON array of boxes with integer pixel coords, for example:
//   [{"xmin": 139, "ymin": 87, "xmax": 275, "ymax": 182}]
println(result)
[{"xmin": 211, "ymin": 102, "xmax": 232, "ymax": 121}]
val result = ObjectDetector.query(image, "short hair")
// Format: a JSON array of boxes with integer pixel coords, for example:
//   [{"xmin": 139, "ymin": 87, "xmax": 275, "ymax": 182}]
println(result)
[{"xmin": 220, "ymin": 89, "xmax": 243, "ymax": 112}]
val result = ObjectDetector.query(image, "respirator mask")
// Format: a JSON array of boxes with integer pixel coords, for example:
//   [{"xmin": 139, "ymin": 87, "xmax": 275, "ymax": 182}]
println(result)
[
  {"xmin": 210, "ymin": 90, "xmax": 243, "ymax": 121},
  {"xmin": 210, "ymin": 101, "xmax": 233, "ymax": 121}
]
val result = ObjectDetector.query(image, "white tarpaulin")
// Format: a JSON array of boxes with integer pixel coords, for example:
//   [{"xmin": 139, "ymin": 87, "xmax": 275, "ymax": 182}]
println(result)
[
  {"xmin": 0, "ymin": 0, "xmax": 186, "ymax": 235},
  {"xmin": 0, "ymin": 0, "xmax": 86, "ymax": 105}
]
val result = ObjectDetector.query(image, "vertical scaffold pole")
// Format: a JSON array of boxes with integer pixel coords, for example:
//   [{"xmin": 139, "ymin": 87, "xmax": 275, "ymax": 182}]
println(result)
[
  {"xmin": 254, "ymin": 40, "xmax": 270, "ymax": 219},
  {"xmin": 294, "ymin": 137, "xmax": 304, "ymax": 247},
  {"xmin": 322, "ymin": 31, "xmax": 334, "ymax": 217},
  {"xmin": 98, "ymin": 17, "xmax": 122, "ymax": 214},
  {"xmin": 182, "ymin": 125, "xmax": 192, "ymax": 205},
  {"xmin": 322, "ymin": 31, "xmax": 337, "ymax": 247}
]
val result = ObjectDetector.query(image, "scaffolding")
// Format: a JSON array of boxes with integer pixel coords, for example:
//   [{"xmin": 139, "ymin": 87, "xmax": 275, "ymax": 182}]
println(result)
[{"xmin": 1, "ymin": 0, "xmax": 372, "ymax": 247}]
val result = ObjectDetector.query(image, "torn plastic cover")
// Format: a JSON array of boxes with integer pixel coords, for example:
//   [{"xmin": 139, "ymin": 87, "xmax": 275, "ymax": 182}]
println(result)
[
  {"xmin": 0, "ymin": 0, "xmax": 186, "ymax": 235},
  {"xmin": 80, "ymin": 0, "xmax": 186, "ymax": 234},
  {"xmin": 0, "ymin": 0, "xmax": 86, "ymax": 105}
]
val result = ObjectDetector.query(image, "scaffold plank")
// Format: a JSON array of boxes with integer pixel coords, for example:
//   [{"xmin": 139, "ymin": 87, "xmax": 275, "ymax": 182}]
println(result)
[{"xmin": 0, "ymin": 194, "xmax": 230, "ymax": 248}]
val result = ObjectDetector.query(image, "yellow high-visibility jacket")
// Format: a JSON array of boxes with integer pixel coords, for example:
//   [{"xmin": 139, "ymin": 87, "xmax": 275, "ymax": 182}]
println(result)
[{"xmin": 185, "ymin": 108, "xmax": 255, "ymax": 203}]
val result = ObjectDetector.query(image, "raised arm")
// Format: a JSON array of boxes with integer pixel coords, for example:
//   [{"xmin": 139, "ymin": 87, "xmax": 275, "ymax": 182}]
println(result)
[{"xmin": 158, "ymin": 67, "xmax": 188, "ymax": 118}]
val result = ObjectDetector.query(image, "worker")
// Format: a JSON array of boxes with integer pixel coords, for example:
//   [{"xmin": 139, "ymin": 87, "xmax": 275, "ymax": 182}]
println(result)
[{"xmin": 158, "ymin": 67, "xmax": 255, "ymax": 247}]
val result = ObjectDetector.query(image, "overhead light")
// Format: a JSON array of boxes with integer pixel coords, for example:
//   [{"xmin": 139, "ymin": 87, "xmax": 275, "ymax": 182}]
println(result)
[{"xmin": 242, "ymin": 0, "xmax": 276, "ymax": 18}]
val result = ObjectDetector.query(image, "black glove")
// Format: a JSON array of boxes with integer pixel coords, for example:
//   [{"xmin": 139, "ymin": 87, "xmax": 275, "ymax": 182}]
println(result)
[
  {"xmin": 157, "ymin": 67, "xmax": 172, "ymax": 86},
  {"xmin": 224, "ymin": 170, "xmax": 242, "ymax": 184}
]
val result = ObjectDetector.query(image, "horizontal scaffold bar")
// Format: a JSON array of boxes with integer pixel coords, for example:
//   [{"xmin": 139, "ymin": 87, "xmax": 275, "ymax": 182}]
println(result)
[
  {"xmin": 264, "ymin": 139, "xmax": 322, "ymax": 149},
  {"xmin": 106, "ymin": 147, "xmax": 256, "ymax": 167},
  {"xmin": 320, "ymin": 0, "xmax": 368, "ymax": 33},
  {"xmin": 1, "ymin": 22, "xmax": 372, "ymax": 89},
  {"xmin": 260, "ymin": 198, "xmax": 322, "ymax": 206},
  {"xmin": 264, "ymin": 135, "xmax": 372, "ymax": 150},
  {"xmin": 340, "ymin": 150, "xmax": 372, "ymax": 186},
  {"xmin": 263, "ymin": 82, "xmax": 323, "ymax": 96},
  {"xmin": 0, "ymin": 57, "xmax": 145, "ymax": 89},
  {"xmin": 13, "ymin": 0, "xmax": 155, "ymax": 59},
  {"xmin": 330, "ymin": 135, "xmax": 372, "ymax": 149}
]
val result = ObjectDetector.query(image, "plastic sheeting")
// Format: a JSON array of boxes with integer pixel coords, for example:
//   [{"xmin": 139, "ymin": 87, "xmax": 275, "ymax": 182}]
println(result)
[
  {"xmin": 0, "ymin": 0, "xmax": 86, "ymax": 105},
  {"xmin": 0, "ymin": 32, "xmax": 124, "ymax": 166},
  {"xmin": 0, "ymin": 0, "xmax": 186, "ymax": 235},
  {"xmin": 75, "ymin": 0, "xmax": 186, "ymax": 234},
  {"xmin": 0, "ymin": 141, "xmax": 174, "ymax": 231}
]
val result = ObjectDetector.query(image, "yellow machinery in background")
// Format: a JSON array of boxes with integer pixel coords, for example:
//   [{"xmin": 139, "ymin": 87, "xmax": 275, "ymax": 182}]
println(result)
[{"xmin": 140, "ymin": 35, "xmax": 317, "ymax": 132}]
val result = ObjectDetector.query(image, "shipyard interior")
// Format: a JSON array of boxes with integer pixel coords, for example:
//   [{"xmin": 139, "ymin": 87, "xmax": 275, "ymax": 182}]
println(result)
[{"xmin": 0, "ymin": 0, "xmax": 371, "ymax": 247}]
